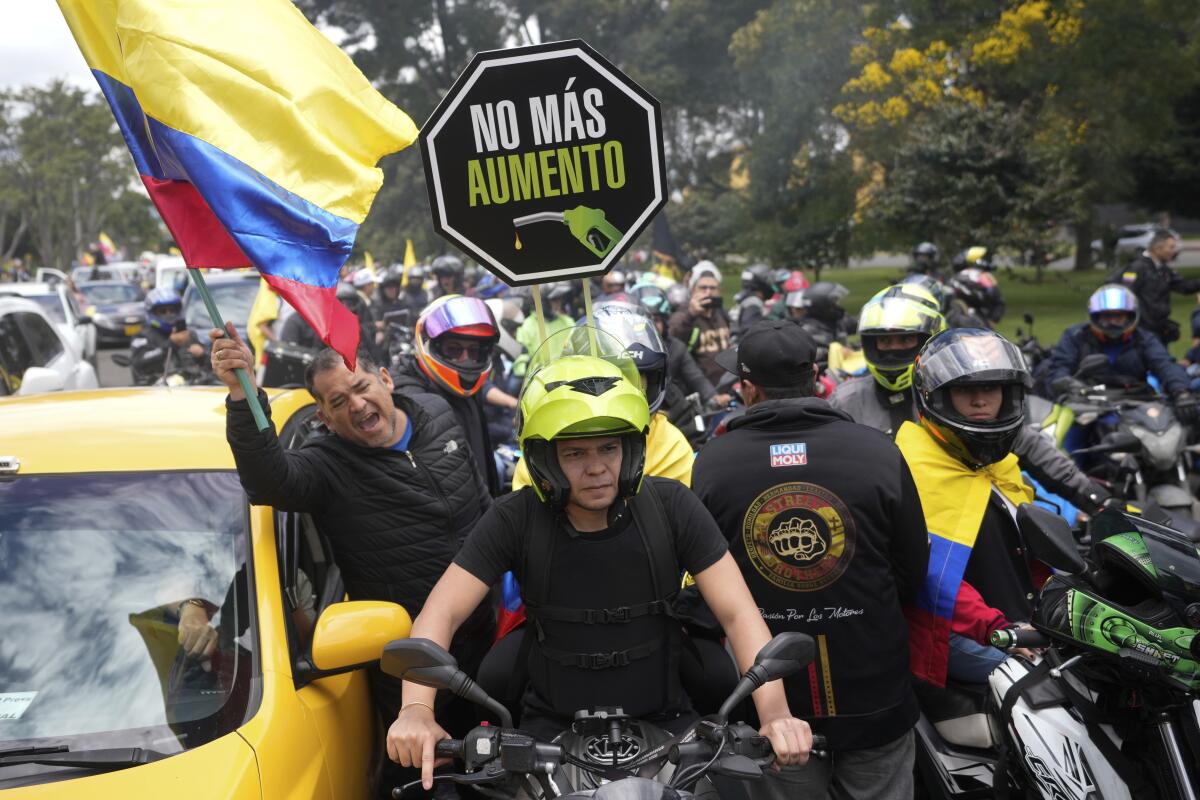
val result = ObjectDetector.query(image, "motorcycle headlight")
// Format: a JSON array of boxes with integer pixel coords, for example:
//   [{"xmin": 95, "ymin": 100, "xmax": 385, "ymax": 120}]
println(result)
[{"xmin": 1131, "ymin": 425, "xmax": 1184, "ymax": 471}]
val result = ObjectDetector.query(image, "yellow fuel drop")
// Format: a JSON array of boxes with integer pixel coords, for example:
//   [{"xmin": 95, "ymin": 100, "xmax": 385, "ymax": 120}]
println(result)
[{"xmin": 514, "ymin": 230, "xmax": 523, "ymax": 251}]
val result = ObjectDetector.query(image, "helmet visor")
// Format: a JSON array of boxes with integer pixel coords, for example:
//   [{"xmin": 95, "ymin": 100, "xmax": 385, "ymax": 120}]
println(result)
[
  {"xmin": 858, "ymin": 296, "xmax": 944, "ymax": 336},
  {"xmin": 917, "ymin": 329, "xmax": 1031, "ymax": 392},
  {"xmin": 525, "ymin": 325, "xmax": 641, "ymax": 398},
  {"xmin": 422, "ymin": 296, "xmax": 497, "ymax": 340}
]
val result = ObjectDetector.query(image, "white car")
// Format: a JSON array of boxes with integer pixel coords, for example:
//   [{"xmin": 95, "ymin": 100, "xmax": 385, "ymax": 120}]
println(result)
[
  {"xmin": 0, "ymin": 282, "xmax": 98, "ymax": 365},
  {"xmin": 0, "ymin": 297, "xmax": 99, "ymax": 396}
]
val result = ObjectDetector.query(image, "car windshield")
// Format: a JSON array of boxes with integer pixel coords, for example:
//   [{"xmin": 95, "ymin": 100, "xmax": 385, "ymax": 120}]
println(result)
[
  {"xmin": 185, "ymin": 281, "xmax": 258, "ymax": 331},
  {"xmin": 79, "ymin": 284, "xmax": 143, "ymax": 305},
  {"xmin": 23, "ymin": 295, "xmax": 64, "ymax": 324},
  {"xmin": 0, "ymin": 472, "xmax": 258, "ymax": 786}
]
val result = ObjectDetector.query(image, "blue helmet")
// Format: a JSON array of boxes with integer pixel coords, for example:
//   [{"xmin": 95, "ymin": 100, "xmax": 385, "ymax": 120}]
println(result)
[
  {"xmin": 474, "ymin": 272, "xmax": 509, "ymax": 299},
  {"xmin": 144, "ymin": 287, "xmax": 182, "ymax": 333}
]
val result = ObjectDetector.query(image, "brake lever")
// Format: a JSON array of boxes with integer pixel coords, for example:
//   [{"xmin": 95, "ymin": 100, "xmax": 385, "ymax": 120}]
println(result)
[{"xmin": 394, "ymin": 765, "xmax": 508, "ymax": 798}]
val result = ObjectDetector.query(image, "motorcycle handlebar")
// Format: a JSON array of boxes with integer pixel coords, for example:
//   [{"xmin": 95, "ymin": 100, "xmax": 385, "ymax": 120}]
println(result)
[
  {"xmin": 668, "ymin": 733, "xmax": 828, "ymax": 764},
  {"xmin": 990, "ymin": 628, "xmax": 1051, "ymax": 650},
  {"xmin": 435, "ymin": 739, "xmax": 462, "ymax": 759}
]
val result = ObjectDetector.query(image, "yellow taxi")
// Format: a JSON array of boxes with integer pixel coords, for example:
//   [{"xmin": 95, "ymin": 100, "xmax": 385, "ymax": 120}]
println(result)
[{"xmin": 0, "ymin": 387, "xmax": 411, "ymax": 797}]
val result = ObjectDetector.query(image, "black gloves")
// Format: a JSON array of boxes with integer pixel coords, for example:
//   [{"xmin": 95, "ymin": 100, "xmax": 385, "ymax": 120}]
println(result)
[
  {"xmin": 1050, "ymin": 375, "xmax": 1087, "ymax": 398},
  {"xmin": 1172, "ymin": 391, "xmax": 1198, "ymax": 424}
]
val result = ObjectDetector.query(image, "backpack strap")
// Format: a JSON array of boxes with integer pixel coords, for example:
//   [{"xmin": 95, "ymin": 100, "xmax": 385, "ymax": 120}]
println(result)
[{"xmin": 626, "ymin": 479, "xmax": 680, "ymax": 604}]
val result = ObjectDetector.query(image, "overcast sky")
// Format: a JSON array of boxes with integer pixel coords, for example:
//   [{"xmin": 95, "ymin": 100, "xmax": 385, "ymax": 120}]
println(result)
[
  {"xmin": 2, "ymin": 4, "xmax": 94, "ymax": 91},
  {"xmin": 0, "ymin": 5, "xmax": 354, "ymax": 93}
]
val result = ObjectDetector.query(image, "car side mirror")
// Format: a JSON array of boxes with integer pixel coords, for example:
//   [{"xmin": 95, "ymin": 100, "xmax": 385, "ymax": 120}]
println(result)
[
  {"xmin": 310, "ymin": 601, "xmax": 411, "ymax": 672},
  {"xmin": 79, "ymin": 315, "xmax": 94, "ymax": 325},
  {"xmin": 1017, "ymin": 504, "xmax": 1086, "ymax": 574},
  {"xmin": 717, "ymin": 632, "xmax": 816, "ymax": 723},
  {"xmin": 18, "ymin": 367, "xmax": 66, "ymax": 395}
]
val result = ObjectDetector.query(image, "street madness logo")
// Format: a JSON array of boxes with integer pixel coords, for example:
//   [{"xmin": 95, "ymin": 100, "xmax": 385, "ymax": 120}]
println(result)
[{"xmin": 743, "ymin": 483, "xmax": 856, "ymax": 592}]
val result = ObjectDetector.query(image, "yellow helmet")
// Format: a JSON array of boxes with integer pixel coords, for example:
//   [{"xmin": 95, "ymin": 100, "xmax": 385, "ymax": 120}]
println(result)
[{"xmin": 858, "ymin": 284, "xmax": 947, "ymax": 392}]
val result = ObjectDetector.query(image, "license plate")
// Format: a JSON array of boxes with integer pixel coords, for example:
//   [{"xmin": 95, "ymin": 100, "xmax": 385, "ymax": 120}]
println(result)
[{"xmin": 124, "ymin": 324, "xmax": 142, "ymax": 336}]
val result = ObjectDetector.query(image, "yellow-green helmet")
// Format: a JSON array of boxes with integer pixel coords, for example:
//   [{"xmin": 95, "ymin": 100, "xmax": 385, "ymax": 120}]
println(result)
[
  {"xmin": 519, "ymin": 327, "xmax": 650, "ymax": 509},
  {"xmin": 859, "ymin": 284, "xmax": 947, "ymax": 392}
]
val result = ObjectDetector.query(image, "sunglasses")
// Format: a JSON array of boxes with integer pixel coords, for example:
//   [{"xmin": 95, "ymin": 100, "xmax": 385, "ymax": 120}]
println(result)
[{"xmin": 438, "ymin": 340, "xmax": 488, "ymax": 361}]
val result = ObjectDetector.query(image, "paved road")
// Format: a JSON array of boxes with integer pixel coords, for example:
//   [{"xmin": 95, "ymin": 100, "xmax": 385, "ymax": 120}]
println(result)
[{"xmin": 96, "ymin": 346, "xmax": 133, "ymax": 388}]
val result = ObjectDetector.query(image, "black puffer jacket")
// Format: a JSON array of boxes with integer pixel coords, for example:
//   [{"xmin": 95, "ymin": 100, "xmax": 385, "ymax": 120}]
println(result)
[
  {"xmin": 390, "ymin": 354, "xmax": 501, "ymax": 497},
  {"xmin": 226, "ymin": 388, "xmax": 492, "ymax": 626}
]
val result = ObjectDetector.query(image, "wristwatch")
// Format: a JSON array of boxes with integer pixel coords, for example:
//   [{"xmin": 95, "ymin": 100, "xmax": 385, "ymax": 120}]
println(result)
[{"xmin": 176, "ymin": 598, "xmax": 213, "ymax": 618}]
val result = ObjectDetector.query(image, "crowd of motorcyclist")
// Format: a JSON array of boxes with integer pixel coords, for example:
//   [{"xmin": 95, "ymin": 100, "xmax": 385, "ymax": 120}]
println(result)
[{"xmin": 192, "ymin": 227, "xmax": 1200, "ymax": 798}]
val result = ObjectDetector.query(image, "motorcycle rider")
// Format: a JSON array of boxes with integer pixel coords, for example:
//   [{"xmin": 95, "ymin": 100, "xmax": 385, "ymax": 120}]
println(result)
[
  {"xmin": 946, "ymin": 268, "xmax": 1003, "ymax": 327},
  {"xmin": 694, "ymin": 318, "xmax": 929, "ymax": 800},
  {"xmin": 909, "ymin": 241, "xmax": 940, "ymax": 276},
  {"xmin": 129, "ymin": 287, "xmax": 210, "ymax": 385},
  {"xmin": 210, "ymin": 330, "xmax": 495, "ymax": 771},
  {"xmin": 1044, "ymin": 284, "xmax": 1196, "ymax": 422},
  {"xmin": 390, "ymin": 295, "xmax": 506, "ymax": 496},
  {"xmin": 512, "ymin": 301, "xmax": 694, "ymax": 488},
  {"xmin": 630, "ymin": 283, "xmax": 731, "ymax": 431},
  {"xmin": 734, "ymin": 263, "xmax": 775, "ymax": 334},
  {"xmin": 830, "ymin": 285, "xmax": 1109, "ymax": 514},
  {"xmin": 514, "ymin": 281, "xmax": 575, "ymax": 363},
  {"xmin": 375, "ymin": 266, "xmax": 408, "ymax": 318},
  {"xmin": 386, "ymin": 343, "xmax": 812, "ymax": 788},
  {"xmin": 1109, "ymin": 228, "xmax": 1194, "ymax": 343},
  {"xmin": 897, "ymin": 329, "xmax": 1043, "ymax": 686},
  {"xmin": 430, "ymin": 254, "xmax": 466, "ymax": 300},
  {"xmin": 669, "ymin": 263, "xmax": 732, "ymax": 386},
  {"xmin": 401, "ymin": 264, "xmax": 430, "ymax": 317},
  {"xmin": 783, "ymin": 281, "xmax": 856, "ymax": 369}
]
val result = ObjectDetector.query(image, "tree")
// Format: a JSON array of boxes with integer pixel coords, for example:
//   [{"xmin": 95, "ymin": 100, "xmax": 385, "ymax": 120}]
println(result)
[
  {"xmin": 835, "ymin": 1, "xmax": 1200, "ymax": 269},
  {"xmin": 4, "ymin": 82, "xmax": 132, "ymax": 269},
  {"xmin": 728, "ymin": 0, "xmax": 863, "ymax": 271}
]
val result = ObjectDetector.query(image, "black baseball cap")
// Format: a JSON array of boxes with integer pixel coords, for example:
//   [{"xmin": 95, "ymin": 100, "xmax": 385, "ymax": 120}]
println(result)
[{"xmin": 715, "ymin": 319, "xmax": 816, "ymax": 388}]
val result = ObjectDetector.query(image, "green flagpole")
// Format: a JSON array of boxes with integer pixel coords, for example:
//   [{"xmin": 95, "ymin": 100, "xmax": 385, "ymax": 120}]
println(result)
[{"xmin": 188, "ymin": 268, "xmax": 269, "ymax": 432}]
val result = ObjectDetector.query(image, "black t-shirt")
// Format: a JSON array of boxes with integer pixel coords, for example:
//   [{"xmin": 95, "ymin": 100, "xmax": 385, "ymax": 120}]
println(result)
[{"xmin": 454, "ymin": 477, "xmax": 727, "ymax": 722}]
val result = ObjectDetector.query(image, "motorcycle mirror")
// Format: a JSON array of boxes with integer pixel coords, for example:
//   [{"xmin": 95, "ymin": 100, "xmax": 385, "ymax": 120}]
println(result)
[
  {"xmin": 1023, "ymin": 312, "xmax": 1034, "ymax": 326},
  {"xmin": 111, "ymin": 353, "xmax": 131, "ymax": 367},
  {"xmin": 752, "ymin": 632, "xmax": 816, "ymax": 682},
  {"xmin": 381, "ymin": 638, "xmax": 460, "ymax": 688},
  {"xmin": 380, "ymin": 638, "xmax": 514, "ymax": 728},
  {"xmin": 1070, "ymin": 431, "xmax": 1141, "ymax": 456},
  {"xmin": 716, "ymin": 633, "xmax": 815, "ymax": 723},
  {"xmin": 1017, "ymin": 505, "xmax": 1086, "ymax": 574},
  {"xmin": 1074, "ymin": 353, "xmax": 1109, "ymax": 380}
]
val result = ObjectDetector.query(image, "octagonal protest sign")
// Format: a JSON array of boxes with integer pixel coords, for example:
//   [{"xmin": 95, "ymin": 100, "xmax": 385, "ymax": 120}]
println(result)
[{"xmin": 420, "ymin": 40, "xmax": 667, "ymax": 286}]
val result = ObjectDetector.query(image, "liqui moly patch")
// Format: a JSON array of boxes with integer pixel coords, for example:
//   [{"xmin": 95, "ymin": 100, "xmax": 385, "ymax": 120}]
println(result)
[{"xmin": 769, "ymin": 442, "xmax": 807, "ymax": 467}]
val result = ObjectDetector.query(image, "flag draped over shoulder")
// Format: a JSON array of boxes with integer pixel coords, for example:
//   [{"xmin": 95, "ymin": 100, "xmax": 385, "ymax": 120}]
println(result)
[{"xmin": 58, "ymin": 0, "xmax": 418, "ymax": 368}]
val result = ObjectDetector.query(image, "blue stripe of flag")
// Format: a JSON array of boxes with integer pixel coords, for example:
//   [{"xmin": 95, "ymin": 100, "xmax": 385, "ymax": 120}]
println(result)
[{"xmin": 914, "ymin": 534, "xmax": 972, "ymax": 621}]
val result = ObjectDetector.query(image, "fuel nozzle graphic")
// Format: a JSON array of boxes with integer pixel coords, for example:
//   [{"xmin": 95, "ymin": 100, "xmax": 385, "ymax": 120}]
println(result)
[{"xmin": 513, "ymin": 206, "xmax": 623, "ymax": 258}]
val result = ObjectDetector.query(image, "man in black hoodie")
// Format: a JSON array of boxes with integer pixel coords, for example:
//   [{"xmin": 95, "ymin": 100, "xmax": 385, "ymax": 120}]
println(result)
[{"xmin": 693, "ymin": 319, "xmax": 929, "ymax": 800}]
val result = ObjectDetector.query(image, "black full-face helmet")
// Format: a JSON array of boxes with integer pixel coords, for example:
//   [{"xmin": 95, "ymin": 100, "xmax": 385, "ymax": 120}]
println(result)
[{"xmin": 913, "ymin": 328, "xmax": 1031, "ymax": 468}]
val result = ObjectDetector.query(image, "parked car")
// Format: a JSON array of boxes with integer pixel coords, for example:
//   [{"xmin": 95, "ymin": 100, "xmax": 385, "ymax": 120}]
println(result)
[
  {"xmin": 1092, "ymin": 224, "xmax": 1180, "ymax": 266},
  {"xmin": 76, "ymin": 280, "xmax": 147, "ymax": 345},
  {"xmin": 0, "ymin": 281, "xmax": 97, "ymax": 365},
  {"xmin": 70, "ymin": 261, "xmax": 148, "ymax": 286},
  {"xmin": 0, "ymin": 387, "xmax": 408, "ymax": 797},
  {"xmin": 182, "ymin": 270, "xmax": 260, "ymax": 341},
  {"xmin": 0, "ymin": 297, "xmax": 99, "ymax": 396}
]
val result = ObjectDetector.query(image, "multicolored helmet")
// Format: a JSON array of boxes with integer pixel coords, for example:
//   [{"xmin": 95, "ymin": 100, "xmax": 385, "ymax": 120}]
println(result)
[
  {"xmin": 913, "ymin": 328, "xmax": 1031, "ymax": 467},
  {"xmin": 1087, "ymin": 284, "xmax": 1139, "ymax": 343},
  {"xmin": 414, "ymin": 295, "xmax": 499, "ymax": 397},
  {"xmin": 519, "ymin": 326, "xmax": 649, "ymax": 510},
  {"xmin": 859, "ymin": 284, "xmax": 947, "ymax": 392},
  {"xmin": 1035, "ymin": 509, "xmax": 1200, "ymax": 691},
  {"xmin": 900, "ymin": 273, "xmax": 949, "ymax": 313}
]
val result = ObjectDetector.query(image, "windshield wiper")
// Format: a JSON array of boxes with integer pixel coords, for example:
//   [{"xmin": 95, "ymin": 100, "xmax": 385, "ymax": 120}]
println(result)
[{"xmin": 0, "ymin": 745, "xmax": 167, "ymax": 771}]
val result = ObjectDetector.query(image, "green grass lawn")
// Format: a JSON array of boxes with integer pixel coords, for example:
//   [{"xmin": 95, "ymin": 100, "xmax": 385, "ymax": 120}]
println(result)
[{"xmin": 724, "ymin": 266, "xmax": 1200, "ymax": 358}]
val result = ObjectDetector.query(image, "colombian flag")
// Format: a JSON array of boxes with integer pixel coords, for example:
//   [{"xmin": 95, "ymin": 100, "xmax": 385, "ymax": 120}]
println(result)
[
  {"xmin": 57, "ymin": 0, "xmax": 418, "ymax": 368},
  {"xmin": 895, "ymin": 421, "xmax": 1034, "ymax": 686}
]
